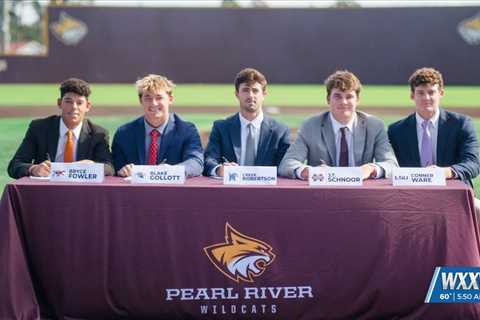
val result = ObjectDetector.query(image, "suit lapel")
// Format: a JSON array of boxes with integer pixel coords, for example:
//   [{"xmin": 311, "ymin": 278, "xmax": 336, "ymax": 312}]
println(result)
[
  {"xmin": 158, "ymin": 114, "xmax": 175, "ymax": 163},
  {"xmin": 135, "ymin": 117, "xmax": 146, "ymax": 165},
  {"xmin": 405, "ymin": 114, "xmax": 421, "ymax": 165},
  {"xmin": 76, "ymin": 120, "xmax": 91, "ymax": 160},
  {"xmin": 352, "ymin": 114, "xmax": 366, "ymax": 166},
  {"xmin": 229, "ymin": 114, "xmax": 241, "ymax": 163},
  {"xmin": 320, "ymin": 113, "xmax": 336, "ymax": 165},
  {"xmin": 436, "ymin": 109, "xmax": 449, "ymax": 164},
  {"xmin": 48, "ymin": 116, "xmax": 61, "ymax": 160},
  {"xmin": 256, "ymin": 117, "xmax": 272, "ymax": 164}
]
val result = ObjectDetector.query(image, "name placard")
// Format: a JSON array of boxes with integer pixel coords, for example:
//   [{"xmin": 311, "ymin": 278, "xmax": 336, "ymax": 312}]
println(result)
[
  {"xmin": 309, "ymin": 167, "xmax": 363, "ymax": 186},
  {"xmin": 392, "ymin": 167, "xmax": 446, "ymax": 186},
  {"xmin": 131, "ymin": 165, "xmax": 185, "ymax": 184},
  {"xmin": 50, "ymin": 162, "xmax": 104, "ymax": 183},
  {"xmin": 223, "ymin": 166, "xmax": 277, "ymax": 185}
]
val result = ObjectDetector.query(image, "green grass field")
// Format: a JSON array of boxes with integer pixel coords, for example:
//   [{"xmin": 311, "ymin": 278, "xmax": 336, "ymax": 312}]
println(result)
[
  {"xmin": 1, "ymin": 84, "xmax": 479, "ymax": 194},
  {"xmin": 1, "ymin": 84, "xmax": 480, "ymax": 107}
]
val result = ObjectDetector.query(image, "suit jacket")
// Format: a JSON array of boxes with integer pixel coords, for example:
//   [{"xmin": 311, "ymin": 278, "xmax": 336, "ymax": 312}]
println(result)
[
  {"xmin": 203, "ymin": 113, "xmax": 291, "ymax": 176},
  {"xmin": 112, "ymin": 113, "xmax": 204, "ymax": 177},
  {"xmin": 279, "ymin": 111, "xmax": 398, "ymax": 179},
  {"xmin": 388, "ymin": 109, "xmax": 480, "ymax": 188},
  {"xmin": 8, "ymin": 115, "xmax": 114, "ymax": 178}
]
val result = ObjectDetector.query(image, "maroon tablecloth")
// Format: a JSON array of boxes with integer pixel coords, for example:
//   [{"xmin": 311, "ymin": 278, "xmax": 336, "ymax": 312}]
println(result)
[{"xmin": 1, "ymin": 177, "xmax": 479, "ymax": 319}]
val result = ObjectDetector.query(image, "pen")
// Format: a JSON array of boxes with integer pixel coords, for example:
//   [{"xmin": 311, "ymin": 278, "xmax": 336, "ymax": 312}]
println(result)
[
  {"xmin": 159, "ymin": 158, "xmax": 167, "ymax": 164},
  {"xmin": 46, "ymin": 153, "xmax": 51, "ymax": 162},
  {"xmin": 221, "ymin": 156, "xmax": 229, "ymax": 163}
]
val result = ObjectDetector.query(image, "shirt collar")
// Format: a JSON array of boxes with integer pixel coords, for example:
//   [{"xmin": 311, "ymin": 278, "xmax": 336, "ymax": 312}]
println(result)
[
  {"xmin": 144, "ymin": 116, "xmax": 169, "ymax": 135},
  {"xmin": 239, "ymin": 112, "xmax": 264, "ymax": 129},
  {"xmin": 59, "ymin": 118, "xmax": 83, "ymax": 139},
  {"xmin": 329, "ymin": 112, "xmax": 355, "ymax": 134},
  {"xmin": 415, "ymin": 110, "xmax": 439, "ymax": 129}
]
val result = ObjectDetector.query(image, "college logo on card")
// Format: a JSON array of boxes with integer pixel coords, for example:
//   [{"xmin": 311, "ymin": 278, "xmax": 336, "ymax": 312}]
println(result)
[
  {"xmin": 228, "ymin": 172, "xmax": 239, "ymax": 182},
  {"xmin": 458, "ymin": 12, "xmax": 480, "ymax": 45},
  {"xmin": 50, "ymin": 11, "xmax": 88, "ymax": 46},
  {"xmin": 52, "ymin": 170, "xmax": 65, "ymax": 177},
  {"xmin": 311, "ymin": 173, "xmax": 325, "ymax": 182},
  {"xmin": 204, "ymin": 223, "xmax": 275, "ymax": 283}
]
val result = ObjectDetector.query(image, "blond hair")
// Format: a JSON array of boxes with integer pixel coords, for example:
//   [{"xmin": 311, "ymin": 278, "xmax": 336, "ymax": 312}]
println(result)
[{"xmin": 136, "ymin": 74, "xmax": 176, "ymax": 97}]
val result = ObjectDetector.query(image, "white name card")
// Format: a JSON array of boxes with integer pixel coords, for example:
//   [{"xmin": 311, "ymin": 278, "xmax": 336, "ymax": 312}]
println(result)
[
  {"xmin": 50, "ymin": 162, "xmax": 104, "ymax": 183},
  {"xmin": 309, "ymin": 167, "xmax": 363, "ymax": 186},
  {"xmin": 392, "ymin": 167, "xmax": 446, "ymax": 186},
  {"xmin": 131, "ymin": 165, "xmax": 185, "ymax": 184},
  {"xmin": 223, "ymin": 166, "xmax": 277, "ymax": 185}
]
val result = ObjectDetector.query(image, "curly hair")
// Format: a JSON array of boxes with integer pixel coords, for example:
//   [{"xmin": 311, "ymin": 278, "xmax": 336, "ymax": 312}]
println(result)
[
  {"xmin": 408, "ymin": 68, "xmax": 444, "ymax": 93},
  {"xmin": 324, "ymin": 70, "xmax": 362, "ymax": 99},
  {"xmin": 60, "ymin": 78, "xmax": 91, "ymax": 98}
]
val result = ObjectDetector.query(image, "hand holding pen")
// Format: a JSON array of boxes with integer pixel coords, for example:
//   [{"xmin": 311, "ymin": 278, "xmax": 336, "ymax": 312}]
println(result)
[{"xmin": 216, "ymin": 156, "xmax": 238, "ymax": 177}]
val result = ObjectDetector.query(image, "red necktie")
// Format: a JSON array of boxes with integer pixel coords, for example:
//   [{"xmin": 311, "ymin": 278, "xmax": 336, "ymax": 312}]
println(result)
[{"xmin": 148, "ymin": 129, "xmax": 160, "ymax": 165}]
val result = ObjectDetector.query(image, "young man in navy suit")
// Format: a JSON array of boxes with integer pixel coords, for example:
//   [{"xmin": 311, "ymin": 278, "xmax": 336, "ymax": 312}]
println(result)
[
  {"xmin": 112, "ymin": 74, "xmax": 203, "ymax": 177},
  {"xmin": 203, "ymin": 68, "xmax": 291, "ymax": 177},
  {"xmin": 388, "ymin": 67, "xmax": 480, "ymax": 215}
]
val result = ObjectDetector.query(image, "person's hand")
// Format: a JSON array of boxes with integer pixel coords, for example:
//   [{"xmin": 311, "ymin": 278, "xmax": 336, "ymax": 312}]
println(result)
[
  {"xmin": 427, "ymin": 165, "xmax": 455, "ymax": 179},
  {"xmin": 29, "ymin": 160, "xmax": 51, "ymax": 177},
  {"xmin": 300, "ymin": 167, "xmax": 310, "ymax": 180},
  {"xmin": 360, "ymin": 163, "xmax": 377, "ymax": 180},
  {"xmin": 118, "ymin": 164, "xmax": 134, "ymax": 177},
  {"xmin": 216, "ymin": 162, "xmax": 238, "ymax": 177}
]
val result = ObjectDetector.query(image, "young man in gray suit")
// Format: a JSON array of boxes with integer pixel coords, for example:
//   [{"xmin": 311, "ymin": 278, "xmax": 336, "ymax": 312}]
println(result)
[
  {"xmin": 204, "ymin": 68, "xmax": 291, "ymax": 177},
  {"xmin": 279, "ymin": 70, "xmax": 397, "ymax": 180}
]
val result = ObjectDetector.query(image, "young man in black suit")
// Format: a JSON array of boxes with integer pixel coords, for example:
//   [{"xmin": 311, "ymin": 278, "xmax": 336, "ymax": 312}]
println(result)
[{"xmin": 8, "ymin": 78, "xmax": 114, "ymax": 178}]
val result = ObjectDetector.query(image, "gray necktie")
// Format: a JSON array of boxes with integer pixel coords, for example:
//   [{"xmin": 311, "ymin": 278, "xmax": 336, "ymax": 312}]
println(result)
[
  {"xmin": 420, "ymin": 120, "xmax": 433, "ymax": 167},
  {"xmin": 244, "ymin": 123, "xmax": 256, "ymax": 166}
]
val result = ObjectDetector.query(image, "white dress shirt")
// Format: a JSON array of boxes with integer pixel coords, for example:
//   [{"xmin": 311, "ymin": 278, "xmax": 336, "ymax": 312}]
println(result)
[
  {"xmin": 144, "ymin": 119, "xmax": 168, "ymax": 162},
  {"xmin": 330, "ymin": 113, "xmax": 355, "ymax": 167},
  {"xmin": 239, "ymin": 112, "xmax": 263, "ymax": 165},
  {"xmin": 55, "ymin": 119, "xmax": 83, "ymax": 162},
  {"xmin": 415, "ymin": 111, "xmax": 439, "ymax": 165},
  {"xmin": 210, "ymin": 112, "xmax": 264, "ymax": 176}
]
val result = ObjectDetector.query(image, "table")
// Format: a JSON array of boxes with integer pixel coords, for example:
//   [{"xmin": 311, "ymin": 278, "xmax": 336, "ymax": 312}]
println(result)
[{"xmin": 1, "ymin": 177, "xmax": 479, "ymax": 319}]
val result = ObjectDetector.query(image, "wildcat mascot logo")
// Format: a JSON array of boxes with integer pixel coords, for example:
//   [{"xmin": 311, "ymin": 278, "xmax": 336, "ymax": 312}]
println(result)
[{"xmin": 204, "ymin": 223, "xmax": 275, "ymax": 283}]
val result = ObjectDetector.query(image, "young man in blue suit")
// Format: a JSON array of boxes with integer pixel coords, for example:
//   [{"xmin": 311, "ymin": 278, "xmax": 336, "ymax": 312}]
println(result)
[
  {"xmin": 112, "ymin": 74, "xmax": 203, "ymax": 177},
  {"xmin": 203, "ymin": 68, "xmax": 291, "ymax": 177},
  {"xmin": 388, "ymin": 67, "xmax": 480, "ymax": 214}
]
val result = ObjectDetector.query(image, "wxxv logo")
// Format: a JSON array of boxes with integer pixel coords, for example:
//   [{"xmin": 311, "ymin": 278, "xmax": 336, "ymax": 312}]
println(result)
[{"xmin": 425, "ymin": 267, "xmax": 480, "ymax": 303}]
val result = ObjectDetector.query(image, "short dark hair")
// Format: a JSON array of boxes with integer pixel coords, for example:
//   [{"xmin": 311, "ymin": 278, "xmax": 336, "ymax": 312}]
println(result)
[
  {"xmin": 324, "ymin": 70, "xmax": 362, "ymax": 99},
  {"xmin": 234, "ymin": 68, "xmax": 267, "ymax": 92},
  {"xmin": 408, "ymin": 68, "xmax": 444, "ymax": 93},
  {"xmin": 60, "ymin": 78, "xmax": 91, "ymax": 99}
]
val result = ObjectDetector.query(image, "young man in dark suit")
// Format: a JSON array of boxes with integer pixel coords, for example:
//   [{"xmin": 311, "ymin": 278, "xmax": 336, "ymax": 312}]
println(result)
[
  {"xmin": 112, "ymin": 74, "xmax": 203, "ymax": 177},
  {"xmin": 388, "ymin": 67, "xmax": 480, "ymax": 213},
  {"xmin": 203, "ymin": 68, "xmax": 291, "ymax": 177},
  {"xmin": 8, "ymin": 78, "xmax": 114, "ymax": 178}
]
